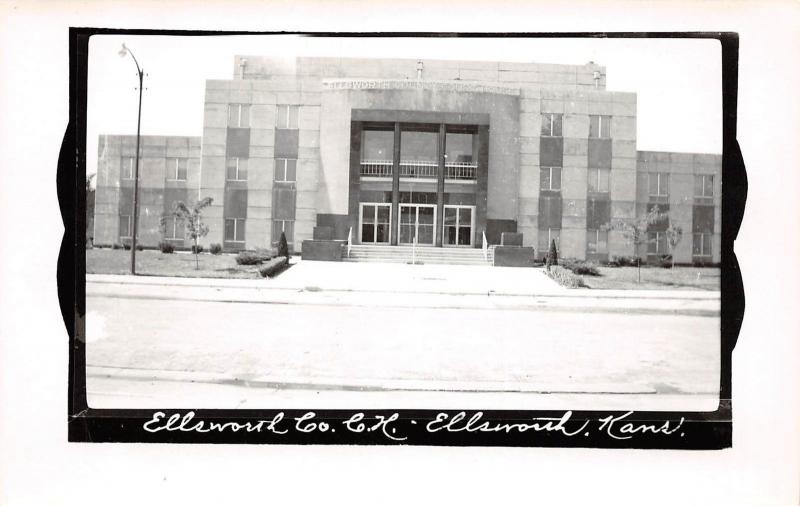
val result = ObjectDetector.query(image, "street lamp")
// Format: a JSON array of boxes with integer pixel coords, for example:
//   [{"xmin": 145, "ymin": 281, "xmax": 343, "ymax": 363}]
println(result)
[{"xmin": 119, "ymin": 43, "xmax": 144, "ymax": 275}]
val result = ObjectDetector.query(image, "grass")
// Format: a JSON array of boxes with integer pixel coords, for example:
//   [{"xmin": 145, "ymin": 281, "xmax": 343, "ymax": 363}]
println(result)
[
  {"xmin": 579, "ymin": 265, "xmax": 720, "ymax": 291},
  {"xmin": 87, "ymin": 248, "xmax": 277, "ymax": 279}
]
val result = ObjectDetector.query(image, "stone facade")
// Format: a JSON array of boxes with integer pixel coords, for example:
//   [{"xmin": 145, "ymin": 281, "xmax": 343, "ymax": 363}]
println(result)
[{"xmin": 94, "ymin": 56, "xmax": 722, "ymax": 264}]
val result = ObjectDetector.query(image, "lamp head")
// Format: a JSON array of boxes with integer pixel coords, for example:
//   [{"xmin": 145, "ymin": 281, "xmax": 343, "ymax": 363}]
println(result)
[{"xmin": 118, "ymin": 43, "xmax": 128, "ymax": 58}]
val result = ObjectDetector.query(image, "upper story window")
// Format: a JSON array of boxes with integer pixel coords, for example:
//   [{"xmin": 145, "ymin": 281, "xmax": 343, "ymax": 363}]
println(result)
[
  {"xmin": 167, "ymin": 158, "xmax": 188, "ymax": 181},
  {"xmin": 276, "ymin": 105, "xmax": 299, "ymax": 129},
  {"xmin": 694, "ymin": 174, "xmax": 714, "ymax": 203},
  {"xmin": 648, "ymin": 172, "xmax": 670, "ymax": 199},
  {"xmin": 226, "ymin": 157, "xmax": 248, "ymax": 181},
  {"xmin": 540, "ymin": 167, "xmax": 562, "ymax": 192},
  {"xmin": 589, "ymin": 115, "xmax": 612, "ymax": 139},
  {"xmin": 121, "ymin": 156, "xmax": 135, "ymax": 179},
  {"xmin": 360, "ymin": 127, "xmax": 394, "ymax": 178},
  {"xmin": 274, "ymin": 158, "xmax": 297, "ymax": 183},
  {"xmin": 228, "ymin": 104, "xmax": 250, "ymax": 128},
  {"xmin": 588, "ymin": 168, "xmax": 610, "ymax": 193},
  {"xmin": 541, "ymin": 113, "xmax": 563, "ymax": 137}
]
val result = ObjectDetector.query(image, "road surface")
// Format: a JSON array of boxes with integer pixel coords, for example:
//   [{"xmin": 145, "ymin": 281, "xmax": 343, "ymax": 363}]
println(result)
[{"xmin": 85, "ymin": 289, "xmax": 720, "ymax": 411}]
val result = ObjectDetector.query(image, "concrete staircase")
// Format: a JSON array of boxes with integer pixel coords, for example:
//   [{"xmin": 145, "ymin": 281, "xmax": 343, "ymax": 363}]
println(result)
[{"xmin": 344, "ymin": 244, "xmax": 493, "ymax": 266}]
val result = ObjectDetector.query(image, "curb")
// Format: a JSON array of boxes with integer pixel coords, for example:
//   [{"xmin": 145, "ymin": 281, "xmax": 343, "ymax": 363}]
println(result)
[{"xmin": 87, "ymin": 365, "xmax": 665, "ymax": 395}]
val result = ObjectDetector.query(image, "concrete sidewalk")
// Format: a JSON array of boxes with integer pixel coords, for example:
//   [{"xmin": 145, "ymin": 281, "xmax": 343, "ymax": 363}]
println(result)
[{"xmin": 87, "ymin": 260, "xmax": 720, "ymax": 316}]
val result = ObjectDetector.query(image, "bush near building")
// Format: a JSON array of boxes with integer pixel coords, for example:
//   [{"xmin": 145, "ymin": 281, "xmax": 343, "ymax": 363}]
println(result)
[
  {"xmin": 159, "ymin": 241, "xmax": 175, "ymax": 254},
  {"xmin": 210, "ymin": 243, "xmax": 223, "ymax": 255},
  {"xmin": 259, "ymin": 257, "xmax": 289, "ymax": 278},
  {"xmin": 547, "ymin": 265, "xmax": 586, "ymax": 288},
  {"xmin": 560, "ymin": 259, "xmax": 601, "ymax": 276}
]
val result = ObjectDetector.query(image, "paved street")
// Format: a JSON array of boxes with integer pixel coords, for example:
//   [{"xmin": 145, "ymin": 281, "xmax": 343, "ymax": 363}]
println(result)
[{"xmin": 85, "ymin": 273, "xmax": 720, "ymax": 411}]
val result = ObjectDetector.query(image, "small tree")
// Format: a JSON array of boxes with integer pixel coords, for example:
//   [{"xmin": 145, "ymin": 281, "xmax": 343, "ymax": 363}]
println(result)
[
  {"xmin": 603, "ymin": 205, "xmax": 667, "ymax": 283},
  {"xmin": 664, "ymin": 224, "xmax": 683, "ymax": 269},
  {"xmin": 545, "ymin": 238, "xmax": 558, "ymax": 272},
  {"xmin": 162, "ymin": 197, "xmax": 213, "ymax": 270},
  {"xmin": 277, "ymin": 231, "xmax": 290, "ymax": 258},
  {"xmin": 86, "ymin": 174, "xmax": 96, "ymax": 248}
]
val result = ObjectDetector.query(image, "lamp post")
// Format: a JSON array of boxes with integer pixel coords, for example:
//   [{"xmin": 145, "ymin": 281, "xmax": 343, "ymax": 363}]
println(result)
[{"xmin": 118, "ymin": 43, "xmax": 144, "ymax": 275}]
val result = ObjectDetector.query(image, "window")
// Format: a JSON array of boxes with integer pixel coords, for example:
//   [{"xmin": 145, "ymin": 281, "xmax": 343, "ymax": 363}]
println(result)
[
  {"xmin": 119, "ymin": 215, "xmax": 132, "ymax": 238},
  {"xmin": 693, "ymin": 233, "xmax": 713, "ymax": 257},
  {"xmin": 228, "ymin": 104, "xmax": 250, "ymax": 128},
  {"xmin": 272, "ymin": 220, "xmax": 294, "ymax": 245},
  {"xmin": 360, "ymin": 128, "xmax": 394, "ymax": 177},
  {"xmin": 274, "ymin": 158, "xmax": 297, "ymax": 182},
  {"xmin": 541, "ymin": 113, "xmax": 563, "ymax": 137},
  {"xmin": 121, "ymin": 157, "xmax": 135, "ymax": 179},
  {"xmin": 538, "ymin": 228, "xmax": 561, "ymax": 253},
  {"xmin": 276, "ymin": 105, "xmax": 299, "ymax": 129},
  {"xmin": 589, "ymin": 115, "xmax": 612, "ymax": 139},
  {"xmin": 648, "ymin": 172, "xmax": 670, "ymax": 198},
  {"xmin": 226, "ymin": 157, "xmax": 247, "ymax": 181},
  {"xmin": 587, "ymin": 229, "xmax": 608, "ymax": 254},
  {"xmin": 167, "ymin": 158, "xmax": 188, "ymax": 181},
  {"xmin": 224, "ymin": 218, "xmax": 246, "ymax": 242},
  {"xmin": 400, "ymin": 126, "xmax": 438, "ymax": 178},
  {"xmin": 540, "ymin": 167, "xmax": 562, "ymax": 191},
  {"xmin": 164, "ymin": 216, "xmax": 184, "ymax": 240},
  {"xmin": 695, "ymin": 174, "xmax": 714, "ymax": 203},
  {"xmin": 647, "ymin": 231, "xmax": 667, "ymax": 255},
  {"xmin": 588, "ymin": 168, "xmax": 610, "ymax": 193}
]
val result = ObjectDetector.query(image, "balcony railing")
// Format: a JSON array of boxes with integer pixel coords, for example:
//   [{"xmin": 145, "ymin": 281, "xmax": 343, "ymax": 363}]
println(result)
[
  {"xmin": 399, "ymin": 160, "xmax": 438, "ymax": 178},
  {"xmin": 445, "ymin": 162, "xmax": 477, "ymax": 181},
  {"xmin": 360, "ymin": 160, "xmax": 478, "ymax": 180},
  {"xmin": 360, "ymin": 160, "xmax": 393, "ymax": 177}
]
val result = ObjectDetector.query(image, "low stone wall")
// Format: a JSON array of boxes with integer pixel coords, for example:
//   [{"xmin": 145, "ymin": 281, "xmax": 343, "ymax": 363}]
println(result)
[
  {"xmin": 493, "ymin": 246, "xmax": 536, "ymax": 267},
  {"xmin": 301, "ymin": 240, "xmax": 344, "ymax": 261}
]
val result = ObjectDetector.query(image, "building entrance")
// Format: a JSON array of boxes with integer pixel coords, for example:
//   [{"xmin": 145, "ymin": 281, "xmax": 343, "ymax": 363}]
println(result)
[
  {"xmin": 359, "ymin": 203, "xmax": 391, "ymax": 244},
  {"xmin": 398, "ymin": 204, "xmax": 436, "ymax": 245},
  {"xmin": 443, "ymin": 205, "xmax": 475, "ymax": 246}
]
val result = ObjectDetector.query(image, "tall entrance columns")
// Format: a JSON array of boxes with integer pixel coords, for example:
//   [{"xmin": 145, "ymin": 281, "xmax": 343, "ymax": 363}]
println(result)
[
  {"xmin": 435, "ymin": 123, "xmax": 446, "ymax": 247},
  {"xmin": 390, "ymin": 123, "xmax": 401, "ymax": 246}
]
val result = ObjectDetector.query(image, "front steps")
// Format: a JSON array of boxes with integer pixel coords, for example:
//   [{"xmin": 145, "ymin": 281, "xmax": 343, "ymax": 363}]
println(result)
[{"xmin": 343, "ymin": 244, "xmax": 493, "ymax": 266}]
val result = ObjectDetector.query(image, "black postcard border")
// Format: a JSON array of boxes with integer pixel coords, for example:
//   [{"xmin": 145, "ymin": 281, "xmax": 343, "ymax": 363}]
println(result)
[{"xmin": 60, "ymin": 29, "xmax": 745, "ymax": 448}]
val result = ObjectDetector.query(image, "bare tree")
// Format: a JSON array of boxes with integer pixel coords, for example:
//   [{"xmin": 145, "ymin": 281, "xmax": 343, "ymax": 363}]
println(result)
[
  {"xmin": 603, "ymin": 205, "xmax": 667, "ymax": 283},
  {"xmin": 664, "ymin": 224, "xmax": 684, "ymax": 269},
  {"xmin": 162, "ymin": 197, "xmax": 213, "ymax": 270}
]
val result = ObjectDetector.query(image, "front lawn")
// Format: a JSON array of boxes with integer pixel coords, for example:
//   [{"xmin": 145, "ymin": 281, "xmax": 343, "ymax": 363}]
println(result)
[
  {"xmin": 579, "ymin": 265, "xmax": 720, "ymax": 291},
  {"xmin": 87, "ymin": 248, "xmax": 275, "ymax": 279}
]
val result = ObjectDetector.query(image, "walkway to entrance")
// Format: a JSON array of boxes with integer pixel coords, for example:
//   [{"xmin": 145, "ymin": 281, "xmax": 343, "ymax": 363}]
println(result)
[{"xmin": 273, "ymin": 259, "xmax": 566, "ymax": 296}]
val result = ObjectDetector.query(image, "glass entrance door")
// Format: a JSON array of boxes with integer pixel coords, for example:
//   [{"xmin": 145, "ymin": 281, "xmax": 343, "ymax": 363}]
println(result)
[
  {"xmin": 443, "ymin": 205, "xmax": 475, "ymax": 246},
  {"xmin": 360, "ymin": 203, "xmax": 391, "ymax": 244},
  {"xmin": 398, "ymin": 204, "xmax": 436, "ymax": 245}
]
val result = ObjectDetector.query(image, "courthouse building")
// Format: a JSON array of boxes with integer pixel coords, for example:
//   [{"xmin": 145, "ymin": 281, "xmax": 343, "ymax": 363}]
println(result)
[{"xmin": 93, "ymin": 56, "xmax": 721, "ymax": 264}]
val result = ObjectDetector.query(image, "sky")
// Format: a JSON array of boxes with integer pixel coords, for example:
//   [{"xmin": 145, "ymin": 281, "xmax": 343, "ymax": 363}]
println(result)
[{"xmin": 87, "ymin": 34, "xmax": 722, "ymax": 178}]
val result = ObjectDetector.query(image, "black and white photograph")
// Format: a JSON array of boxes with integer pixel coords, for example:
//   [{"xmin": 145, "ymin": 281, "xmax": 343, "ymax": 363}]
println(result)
[
  {"xmin": 1, "ymin": 1, "xmax": 799, "ymax": 505},
  {"xmin": 84, "ymin": 34, "xmax": 723, "ymax": 413}
]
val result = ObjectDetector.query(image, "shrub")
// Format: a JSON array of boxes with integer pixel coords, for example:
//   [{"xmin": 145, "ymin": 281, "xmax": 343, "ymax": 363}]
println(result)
[
  {"xmin": 136, "ymin": 244, "xmax": 144, "ymax": 251},
  {"xmin": 610, "ymin": 255, "xmax": 640, "ymax": 267},
  {"xmin": 159, "ymin": 241, "xmax": 175, "ymax": 254},
  {"xmin": 259, "ymin": 256, "xmax": 289, "ymax": 278},
  {"xmin": 278, "ymin": 231, "xmax": 290, "ymax": 258},
  {"xmin": 210, "ymin": 243, "xmax": 223, "ymax": 255},
  {"xmin": 112, "ymin": 243, "xmax": 122, "ymax": 250},
  {"xmin": 656, "ymin": 254, "xmax": 673, "ymax": 269},
  {"xmin": 561, "ymin": 259, "xmax": 600, "ymax": 276},
  {"xmin": 546, "ymin": 266, "xmax": 586, "ymax": 288},
  {"xmin": 545, "ymin": 239, "xmax": 558, "ymax": 271},
  {"xmin": 191, "ymin": 244, "xmax": 204, "ymax": 254},
  {"xmin": 123, "ymin": 243, "xmax": 132, "ymax": 251},
  {"xmin": 236, "ymin": 251, "xmax": 264, "ymax": 265}
]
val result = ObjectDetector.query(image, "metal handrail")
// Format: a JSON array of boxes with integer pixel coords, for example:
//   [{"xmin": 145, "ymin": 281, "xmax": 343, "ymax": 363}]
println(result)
[
  {"xmin": 482, "ymin": 230, "xmax": 488, "ymax": 262},
  {"xmin": 347, "ymin": 226, "xmax": 352, "ymax": 258}
]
